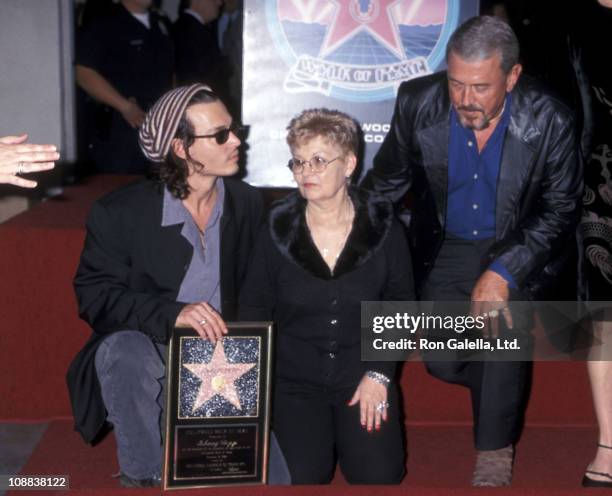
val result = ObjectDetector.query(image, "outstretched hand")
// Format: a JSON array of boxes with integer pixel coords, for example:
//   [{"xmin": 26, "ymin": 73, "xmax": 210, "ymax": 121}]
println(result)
[{"xmin": 0, "ymin": 134, "xmax": 59, "ymax": 188}]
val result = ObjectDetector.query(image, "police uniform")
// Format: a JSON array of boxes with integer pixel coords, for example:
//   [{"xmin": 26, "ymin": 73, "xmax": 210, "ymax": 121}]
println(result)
[
  {"xmin": 76, "ymin": 4, "xmax": 173, "ymax": 174},
  {"xmin": 173, "ymin": 11, "xmax": 225, "ymax": 90}
]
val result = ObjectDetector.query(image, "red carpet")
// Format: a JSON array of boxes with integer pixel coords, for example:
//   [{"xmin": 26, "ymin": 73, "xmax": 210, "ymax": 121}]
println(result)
[
  {"xmin": 0, "ymin": 176, "xmax": 600, "ymax": 495},
  {"xmin": 0, "ymin": 175, "xmax": 597, "ymax": 425},
  {"xmin": 10, "ymin": 419, "xmax": 599, "ymax": 495},
  {"xmin": 0, "ymin": 175, "xmax": 136, "ymax": 420}
]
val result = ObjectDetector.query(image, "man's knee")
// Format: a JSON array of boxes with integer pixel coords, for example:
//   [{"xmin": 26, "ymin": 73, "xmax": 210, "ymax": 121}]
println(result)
[{"xmin": 95, "ymin": 331, "xmax": 164, "ymax": 380}]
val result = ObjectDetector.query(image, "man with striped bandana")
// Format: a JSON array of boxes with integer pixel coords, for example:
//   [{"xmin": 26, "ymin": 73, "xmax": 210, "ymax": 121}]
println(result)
[{"xmin": 67, "ymin": 85, "xmax": 288, "ymax": 486}]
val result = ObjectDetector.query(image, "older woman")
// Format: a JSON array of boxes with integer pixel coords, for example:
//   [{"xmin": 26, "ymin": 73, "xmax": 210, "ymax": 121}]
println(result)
[{"xmin": 240, "ymin": 108, "xmax": 414, "ymax": 484}]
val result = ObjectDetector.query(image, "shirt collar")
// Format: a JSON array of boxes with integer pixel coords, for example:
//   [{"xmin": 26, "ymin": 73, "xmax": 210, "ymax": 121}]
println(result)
[
  {"xmin": 130, "ymin": 11, "xmax": 150, "ymax": 29},
  {"xmin": 184, "ymin": 8, "xmax": 204, "ymax": 25},
  {"xmin": 161, "ymin": 179, "xmax": 225, "ymax": 228},
  {"xmin": 161, "ymin": 188, "xmax": 187, "ymax": 227},
  {"xmin": 207, "ymin": 180, "xmax": 225, "ymax": 231},
  {"xmin": 223, "ymin": 11, "xmax": 240, "ymax": 22}
]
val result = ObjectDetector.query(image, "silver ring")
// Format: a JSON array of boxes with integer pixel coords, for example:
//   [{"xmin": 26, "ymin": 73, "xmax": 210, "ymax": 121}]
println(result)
[
  {"xmin": 488, "ymin": 309, "xmax": 499, "ymax": 318},
  {"xmin": 199, "ymin": 319, "xmax": 207, "ymax": 326},
  {"xmin": 376, "ymin": 401, "xmax": 389, "ymax": 413},
  {"xmin": 16, "ymin": 162, "xmax": 25, "ymax": 175}
]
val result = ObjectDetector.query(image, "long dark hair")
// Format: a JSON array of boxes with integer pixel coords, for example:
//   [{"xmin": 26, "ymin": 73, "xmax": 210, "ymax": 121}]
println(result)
[{"xmin": 157, "ymin": 89, "xmax": 220, "ymax": 199}]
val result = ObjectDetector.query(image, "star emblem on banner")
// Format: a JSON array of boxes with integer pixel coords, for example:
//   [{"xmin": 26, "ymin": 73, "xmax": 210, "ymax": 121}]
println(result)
[
  {"xmin": 183, "ymin": 341, "xmax": 256, "ymax": 412},
  {"xmin": 320, "ymin": 0, "xmax": 403, "ymax": 59}
]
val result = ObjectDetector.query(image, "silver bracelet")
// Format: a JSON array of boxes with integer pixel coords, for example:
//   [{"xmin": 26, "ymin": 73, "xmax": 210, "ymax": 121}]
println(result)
[{"xmin": 366, "ymin": 370, "xmax": 390, "ymax": 387}]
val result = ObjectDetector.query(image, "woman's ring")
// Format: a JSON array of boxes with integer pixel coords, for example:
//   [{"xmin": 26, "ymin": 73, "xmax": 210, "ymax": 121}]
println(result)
[
  {"xmin": 376, "ymin": 401, "xmax": 389, "ymax": 412},
  {"xmin": 199, "ymin": 319, "xmax": 207, "ymax": 326},
  {"xmin": 16, "ymin": 162, "xmax": 25, "ymax": 175}
]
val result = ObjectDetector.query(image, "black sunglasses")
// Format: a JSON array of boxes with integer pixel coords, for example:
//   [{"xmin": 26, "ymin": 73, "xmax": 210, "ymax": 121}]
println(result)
[{"xmin": 192, "ymin": 123, "xmax": 247, "ymax": 145}]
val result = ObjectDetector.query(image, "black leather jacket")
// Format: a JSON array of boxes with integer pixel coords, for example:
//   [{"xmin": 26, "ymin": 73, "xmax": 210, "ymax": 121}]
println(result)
[{"xmin": 362, "ymin": 72, "xmax": 583, "ymax": 298}]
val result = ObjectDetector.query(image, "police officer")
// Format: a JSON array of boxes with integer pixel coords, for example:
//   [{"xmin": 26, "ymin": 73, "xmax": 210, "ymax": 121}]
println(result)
[
  {"xmin": 76, "ymin": 0, "xmax": 173, "ymax": 174},
  {"xmin": 173, "ymin": 0, "xmax": 224, "ymax": 89}
]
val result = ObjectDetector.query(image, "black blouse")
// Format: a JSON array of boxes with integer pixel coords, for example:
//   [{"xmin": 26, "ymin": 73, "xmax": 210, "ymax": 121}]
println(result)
[{"xmin": 239, "ymin": 188, "xmax": 415, "ymax": 392}]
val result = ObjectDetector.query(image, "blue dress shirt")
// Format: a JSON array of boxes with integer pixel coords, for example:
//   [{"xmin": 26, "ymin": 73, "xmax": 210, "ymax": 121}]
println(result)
[{"xmin": 446, "ymin": 94, "xmax": 516, "ymax": 288}]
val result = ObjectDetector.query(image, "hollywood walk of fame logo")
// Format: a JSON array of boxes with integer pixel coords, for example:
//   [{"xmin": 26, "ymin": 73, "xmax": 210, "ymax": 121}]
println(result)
[
  {"xmin": 179, "ymin": 338, "xmax": 259, "ymax": 418},
  {"xmin": 265, "ymin": 0, "xmax": 460, "ymax": 101}
]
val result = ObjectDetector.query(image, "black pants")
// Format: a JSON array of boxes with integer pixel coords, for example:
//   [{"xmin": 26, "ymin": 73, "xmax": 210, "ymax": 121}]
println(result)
[
  {"xmin": 421, "ymin": 236, "xmax": 531, "ymax": 451},
  {"xmin": 272, "ymin": 382, "xmax": 405, "ymax": 484}
]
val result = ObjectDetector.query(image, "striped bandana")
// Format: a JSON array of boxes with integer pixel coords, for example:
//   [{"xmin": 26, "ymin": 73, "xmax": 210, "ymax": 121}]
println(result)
[{"xmin": 138, "ymin": 83, "xmax": 212, "ymax": 163}]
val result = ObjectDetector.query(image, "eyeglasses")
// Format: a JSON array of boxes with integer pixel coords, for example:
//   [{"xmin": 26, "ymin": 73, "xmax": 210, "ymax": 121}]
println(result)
[
  {"xmin": 287, "ymin": 155, "xmax": 342, "ymax": 173},
  {"xmin": 192, "ymin": 123, "xmax": 247, "ymax": 145}
]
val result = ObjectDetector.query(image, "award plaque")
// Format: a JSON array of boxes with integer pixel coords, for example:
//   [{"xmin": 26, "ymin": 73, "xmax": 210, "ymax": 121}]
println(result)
[{"xmin": 163, "ymin": 323, "xmax": 273, "ymax": 490}]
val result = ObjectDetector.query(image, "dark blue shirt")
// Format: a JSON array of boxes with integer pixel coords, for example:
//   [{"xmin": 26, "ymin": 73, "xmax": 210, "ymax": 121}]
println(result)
[{"xmin": 446, "ymin": 94, "xmax": 516, "ymax": 287}]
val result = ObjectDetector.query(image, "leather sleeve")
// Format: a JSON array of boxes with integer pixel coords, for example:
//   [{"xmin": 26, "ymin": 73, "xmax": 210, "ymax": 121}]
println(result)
[
  {"xmin": 494, "ymin": 111, "xmax": 583, "ymax": 289},
  {"xmin": 361, "ymin": 81, "xmax": 416, "ymax": 204}
]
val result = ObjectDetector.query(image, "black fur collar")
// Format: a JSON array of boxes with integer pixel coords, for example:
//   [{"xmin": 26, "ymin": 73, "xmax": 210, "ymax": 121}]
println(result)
[{"xmin": 269, "ymin": 187, "xmax": 394, "ymax": 280}]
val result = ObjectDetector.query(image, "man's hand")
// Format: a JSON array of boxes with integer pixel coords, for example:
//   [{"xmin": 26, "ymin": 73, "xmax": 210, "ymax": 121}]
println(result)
[
  {"xmin": 470, "ymin": 270, "xmax": 513, "ymax": 338},
  {"xmin": 119, "ymin": 98, "xmax": 146, "ymax": 129},
  {"xmin": 76, "ymin": 66, "xmax": 146, "ymax": 128},
  {"xmin": 175, "ymin": 302, "xmax": 228, "ymax": 343}
]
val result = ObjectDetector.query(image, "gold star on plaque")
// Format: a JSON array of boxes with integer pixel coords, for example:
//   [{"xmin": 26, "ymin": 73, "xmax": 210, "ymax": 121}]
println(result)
[{"xmin": 183, "ymin": 340, "xmax": 256, "ymax": 412}]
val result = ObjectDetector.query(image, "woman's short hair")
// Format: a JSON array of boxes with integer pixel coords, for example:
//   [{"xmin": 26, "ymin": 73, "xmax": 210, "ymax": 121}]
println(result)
[
  {"xmin": 157, "ymin": 89, "xmax": 220, "ymax": 199},
  {"xmin": 286, "ymin": 108, "xmax": 360, "ymax": 156}
]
